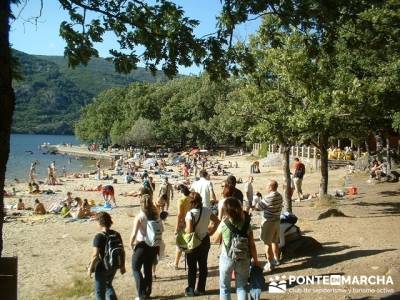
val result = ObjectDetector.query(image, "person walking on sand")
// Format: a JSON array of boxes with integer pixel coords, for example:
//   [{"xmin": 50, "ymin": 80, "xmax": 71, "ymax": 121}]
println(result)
[
  {"xmin": 255, "ymin": 180, "xmax": 283, "ymax": 272},
  {"xmin": 190, "ymin": 170, "xmax": 216, "ymax": 208},
  {"xmin": 28, "ymin": 161, "xmax": 37, "ymax": 183},
  {"xmin": 243, "ymin": 176, "xmax": 254, "ymax": 212},
  {"xmin": 96, "ymin": 159, "xmax": 101, "ymax": 180},
  {"xmin": 226, "ymin": 175, "xmax": 244, "ymax": 204},
  {"xmin": 87, "ymin": 212, "xmax": 126, "ymax": 300},
  {"xmin": 130, "ymin": 194, "xmax": 163, "ymax": 300},
  {"xmin": 174, "ymin": 184, "xmax": 191, "ymax": 269},
  {"xmin": 213, "ymin": 197, "xmax": 259, "ymax": 300},
  {"xmin": 50, "ymin": 161, "xmax": 58, "ymax": 183},
  {"xmin": 293, "ymin": 158, "xmax": 305, "ymax": 202},
  {"xmin": 184, "ymin": 192, "xmax": 219, "ymax": 297},
  {"xmin": 158, "ymin": 177, "xmax": 173, "ymax": 211}
]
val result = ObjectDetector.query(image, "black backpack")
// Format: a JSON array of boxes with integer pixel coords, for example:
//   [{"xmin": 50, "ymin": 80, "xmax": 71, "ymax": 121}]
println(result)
[
  {"xmin": 224, "ymin": 214, "xmax": 251, "ymax": 261},
  {"xmin": 102, "ymin": 231, "xmax": 124, "ymax": 271}
]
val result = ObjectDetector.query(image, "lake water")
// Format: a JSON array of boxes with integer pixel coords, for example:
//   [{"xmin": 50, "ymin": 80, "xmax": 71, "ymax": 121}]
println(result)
[{"xmin": 6, "ymin": 134, "xmax": 95, "ymax": 182}]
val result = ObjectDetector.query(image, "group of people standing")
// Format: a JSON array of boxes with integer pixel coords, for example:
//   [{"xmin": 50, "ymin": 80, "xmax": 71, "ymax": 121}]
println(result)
[{"xmin": 87, "ymin": 157, "xmax": 308, "ymax": 300}]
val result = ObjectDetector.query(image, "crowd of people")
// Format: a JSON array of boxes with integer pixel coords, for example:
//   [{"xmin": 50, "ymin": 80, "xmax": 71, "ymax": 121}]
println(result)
[{"xmin": 87, "ymin": 156, "xmax": 307, "ymax": 300}]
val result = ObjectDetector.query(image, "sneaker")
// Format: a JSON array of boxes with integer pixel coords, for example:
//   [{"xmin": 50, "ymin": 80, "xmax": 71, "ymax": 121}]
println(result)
[
  {"xmin": 185, "ymin": 287, "xmax": 195, "ymax": 297},
  {"xmin": 272, "ymin": 258, "xmax": 280, "ymax": 266},
  {"xmin": 263, "ymin": 262, "xmax": 274, "ymax": 272}
]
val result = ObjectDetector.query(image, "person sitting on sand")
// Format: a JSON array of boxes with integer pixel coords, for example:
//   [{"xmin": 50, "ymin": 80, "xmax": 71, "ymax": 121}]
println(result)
[
  {"xmin": 30, "ymin": 182, "xmax": 41, "ymax": 194},
  {"xmin": 64, "ymin": 192, "xmax": 73, "ymax": 207},
  {"xmin": 16, "ymin": 198, "xmax": 25, "ymax": 210},
  {"xmin": 33, "ymin": 199, "xmax": 46, "ymax": 215},
  {"xmin": 60, "ymin": 203, "xmax": 70, "ymax": 217},
  {"xmin": 69, "ymin": 197, "xmax": 85, "ymax": 219},
  {"xmin": 82, "ymin": 199, "xmax": 92, "ymax": 217},
  {"xmin": 102, "ymin": 185, "xmax": 117, "ymax": 207}
]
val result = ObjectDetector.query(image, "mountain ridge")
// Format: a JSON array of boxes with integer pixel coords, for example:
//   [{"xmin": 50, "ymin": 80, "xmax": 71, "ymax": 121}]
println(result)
[{"xmin": 12, "ymin": 50, "xmax": 168, "ymax": 134}]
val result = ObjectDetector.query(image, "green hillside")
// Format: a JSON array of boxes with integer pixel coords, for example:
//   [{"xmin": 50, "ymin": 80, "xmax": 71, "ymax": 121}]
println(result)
[{"xmin": 12, "ymin": 50, "xmax": 168, "ymax": 134}]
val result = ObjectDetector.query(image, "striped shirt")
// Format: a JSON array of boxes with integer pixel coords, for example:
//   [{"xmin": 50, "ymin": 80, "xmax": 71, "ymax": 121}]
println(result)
[{"xmin": 256, "ymin": 191, "xmax": 283, "ymax": 222}]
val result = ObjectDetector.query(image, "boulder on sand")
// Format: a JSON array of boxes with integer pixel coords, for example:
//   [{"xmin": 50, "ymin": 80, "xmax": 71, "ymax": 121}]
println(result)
[
  {"xmin": 281, "ymin": 236, "xmax": 323, "ymax": 260},
  {"xmin": 317, "ymin": 208, "xmax": 347, "ymax": 220}
]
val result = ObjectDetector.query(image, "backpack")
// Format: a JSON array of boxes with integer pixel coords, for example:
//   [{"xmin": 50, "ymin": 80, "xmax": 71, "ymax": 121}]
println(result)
[
  {"xmin": 280, "ymin": 213, "xmax": 298, "ymax": 225},
  {"xmin": 295, "ymin": 163, "xmax": 306, "ymax": 179},
  {"xmin": 102, "ymin": 231, "xmax": 123, "ymax": 271},
  {"xmin": 144, "ymin": 219, "xmax": 163, "ymax": 247},
  {"xmin": 224, "ymin": 214, "xmax": 251, "ymax": 261}
]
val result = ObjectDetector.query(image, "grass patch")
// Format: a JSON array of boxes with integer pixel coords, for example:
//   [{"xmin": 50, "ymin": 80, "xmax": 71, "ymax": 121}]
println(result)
[
  {"xmin": 42, "ymin": 276, "xmax": 92, "ymax": 300},
  {"xmin": 312, "ymin": 195, "xmax": 338, "ymax": 208}
]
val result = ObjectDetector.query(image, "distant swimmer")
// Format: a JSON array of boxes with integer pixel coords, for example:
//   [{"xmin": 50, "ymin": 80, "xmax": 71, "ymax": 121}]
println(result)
[{"xmin": 25, "ymin": 150, "xmax": 34, "ymax": 154}]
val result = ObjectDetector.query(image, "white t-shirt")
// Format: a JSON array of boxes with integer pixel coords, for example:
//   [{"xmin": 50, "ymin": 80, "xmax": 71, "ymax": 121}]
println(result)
[
  {"xmin": 185, "ymin": 207, "xmax": 212, "ymax": 240},
  {"xmin": 190, "ymin": 177, "xmax": 214, "ymax": 208}
]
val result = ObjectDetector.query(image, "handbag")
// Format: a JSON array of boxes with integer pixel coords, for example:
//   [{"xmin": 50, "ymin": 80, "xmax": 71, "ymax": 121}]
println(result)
[{"xmin": 176, "ymin": 207, "xmax": 203, "ymax": 253}]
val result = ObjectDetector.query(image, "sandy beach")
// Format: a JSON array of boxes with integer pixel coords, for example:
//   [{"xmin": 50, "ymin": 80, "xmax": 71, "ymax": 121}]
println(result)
[{"xmin": 3, "ymin": 154, "xmax": 400, "ymax": 299}]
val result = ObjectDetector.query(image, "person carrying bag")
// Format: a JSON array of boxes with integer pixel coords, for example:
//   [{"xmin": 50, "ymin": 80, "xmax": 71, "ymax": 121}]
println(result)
[
  {"xmin": 183, "ymin": 192, "xmax": 219, "ymax": 297},
  {"xmin": 213, "ymin": 197, "xmax": 259, "ymax": 300}
]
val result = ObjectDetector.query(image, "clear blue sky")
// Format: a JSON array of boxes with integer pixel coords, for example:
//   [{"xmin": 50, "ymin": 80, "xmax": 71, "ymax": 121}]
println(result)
[{"xmin": 10, "ymin": 0, "xmax": 260, "ymax": 75}]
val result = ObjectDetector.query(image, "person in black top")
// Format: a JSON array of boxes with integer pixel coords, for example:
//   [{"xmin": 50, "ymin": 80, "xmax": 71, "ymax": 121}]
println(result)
[
  {"xmin": 88, "ymin": 212, "xmax": 126, "ymax": 300},
  {"xmin": 226, "ymin": 175, "xmax": 244, "ymax": 204}
]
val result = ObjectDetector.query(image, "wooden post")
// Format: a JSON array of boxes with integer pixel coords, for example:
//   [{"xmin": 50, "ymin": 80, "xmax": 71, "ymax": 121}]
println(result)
[
  {"xmin": 307, "ymin": 146, "xmax": 311, "ymax": 159},
  {"xmin": 291, "ymin": 146, "xmax": 294, "ymax": 156},
  {"xmin": 295, "ymin": 146, "xmax": 299, "ymax": 157},
  {"xmin": 301, "ymin": 146, "xmax": 305, "ymax": 158},
  {"xmin": 314, "ymin": 147, "xmax": 318, "ymax": 170},
  {"xmin": 337, "ymin": 139, "xmax": 341, "ymax": 148},
  {"xmin": 350, "ymin": 140, "xmax": 354, "ymax": 149}
]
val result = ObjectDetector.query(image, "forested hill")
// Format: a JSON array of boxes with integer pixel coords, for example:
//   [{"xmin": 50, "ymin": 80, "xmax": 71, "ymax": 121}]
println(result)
[{"xmin": 12, "ymin": 50, "xmax": 168, "ymax": 134}]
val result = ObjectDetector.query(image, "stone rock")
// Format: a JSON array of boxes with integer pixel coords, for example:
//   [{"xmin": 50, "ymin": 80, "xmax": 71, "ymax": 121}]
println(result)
[
  {"xmin": 281, "ymin": 236, "xmax": 323, "ymax": 260},
  {"xmin": 317, "ymin": 208, "xmax": 347, "ymax": 220}
]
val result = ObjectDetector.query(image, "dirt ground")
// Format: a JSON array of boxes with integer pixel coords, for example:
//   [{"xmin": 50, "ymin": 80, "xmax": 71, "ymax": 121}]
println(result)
[{"xmin": 3, "ymin": 154, "xmax": 400, "ymax": 300}]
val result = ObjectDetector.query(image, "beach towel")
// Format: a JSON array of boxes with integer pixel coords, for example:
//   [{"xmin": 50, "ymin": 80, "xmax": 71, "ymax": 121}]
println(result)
[{"xmin": 90, "ymin": 206, "xmax": 113, "ymax": 213}]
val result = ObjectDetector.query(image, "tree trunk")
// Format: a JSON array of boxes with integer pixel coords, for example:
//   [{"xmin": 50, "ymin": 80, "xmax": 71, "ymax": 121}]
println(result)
[
  {"xmin": 374, "ymin": 130, "xmax": 383, "ymax": 153},
  {"xmin": 282, "ymin": 144, "xmax": 292, "ymax": 213},
  {"xmin": 386, "ymin": 137, "xmax": 391, "ymax": 170},
  {"xmin": 0, "ymin": 0, "xmax": 14, "ymax": 257},
  {"xmin": 319, "ymin": 135, "xmax": 329, "ymax": 196}
]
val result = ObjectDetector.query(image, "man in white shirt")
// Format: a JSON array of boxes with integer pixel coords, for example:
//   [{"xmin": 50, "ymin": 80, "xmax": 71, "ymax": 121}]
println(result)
[
  {"xmin": 190, "ymin": 170, "xmax": 216, "ymax": 208},
  {"xmin": 243, "ymin": 176, "xmax": 254, "ymax": 212}
]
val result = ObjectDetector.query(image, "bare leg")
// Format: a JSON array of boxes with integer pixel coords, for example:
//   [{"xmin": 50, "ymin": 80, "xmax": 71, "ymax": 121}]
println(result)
[
  {"xmin": 175, "ymin": 248, "xmax": 182, "ymax": 268},
  {"xmin": 265, "ymin": 244, "xmax": 273, "ymax": 262},
  {"xmin": 272, "ymin": 243, "xmax": 280, "ymax": 261}
]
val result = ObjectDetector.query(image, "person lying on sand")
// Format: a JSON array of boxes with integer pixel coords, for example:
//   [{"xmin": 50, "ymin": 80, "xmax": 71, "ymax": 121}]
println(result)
[
  {"xmin": 75, "ymin": 184, "xmax": 103, "ymax": 192},
  {"xmin": 33, "ymin": 199, "xmax": 46, "ymax": 215},
  {"xmin": 3, "ymin": 190, "xmax": 14, "ymax": 197}
]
